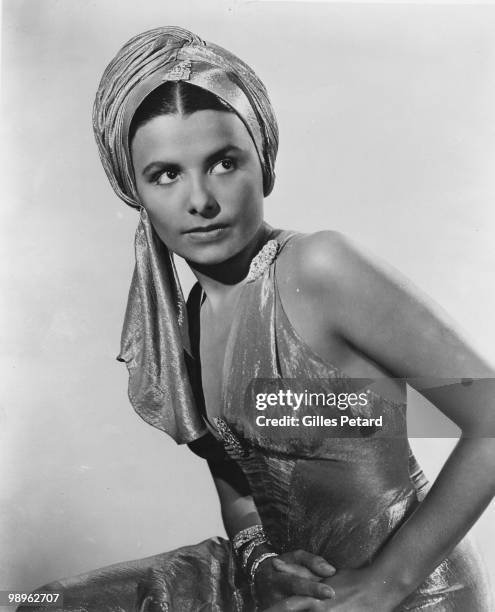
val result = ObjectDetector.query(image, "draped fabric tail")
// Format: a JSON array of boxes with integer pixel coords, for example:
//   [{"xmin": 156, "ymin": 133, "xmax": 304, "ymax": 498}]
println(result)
[{"xmin": 116, "ymin": 208, "xmax": 207, "ymax": 444}]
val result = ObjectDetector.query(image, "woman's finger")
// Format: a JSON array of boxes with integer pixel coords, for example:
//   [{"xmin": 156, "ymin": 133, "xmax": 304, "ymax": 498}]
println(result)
[
  {"xmin": 272, "ymin": 558, "xmax": 319, "ymax": 580},
  {"xmin": 287, "ymin": 576, "xmax": 335, "ymax": 600},
  {"xmin": 282, "ymin": 550, "xmax": 336, "ymax": 578},
  {"xmin": 262, "ymin": 595, "xmax": 327, "ymax": 612}
]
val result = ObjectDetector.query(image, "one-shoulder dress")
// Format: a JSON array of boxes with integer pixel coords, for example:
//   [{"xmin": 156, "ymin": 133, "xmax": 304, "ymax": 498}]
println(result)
[{"xmin": 21, "ymin": 229, "xmax": 492, "ymax": 611}]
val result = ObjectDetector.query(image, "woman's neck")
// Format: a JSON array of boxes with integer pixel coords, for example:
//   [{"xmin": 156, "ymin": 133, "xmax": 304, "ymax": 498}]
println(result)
[{"xmin": 187, "ymin": 223, "xmax": 272, "ymax": 310}]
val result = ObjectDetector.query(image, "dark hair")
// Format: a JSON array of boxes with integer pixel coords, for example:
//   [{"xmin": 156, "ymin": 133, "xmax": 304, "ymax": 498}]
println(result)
[{"xmin": 129, "ymin": 81, "xmax": 234, "ymax": 145}]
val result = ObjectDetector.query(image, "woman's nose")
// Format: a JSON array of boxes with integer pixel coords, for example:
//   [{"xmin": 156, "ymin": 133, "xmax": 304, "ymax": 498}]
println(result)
[{"xmin": 187, "ymin": 176, "xmax": 219, "ymax": 216}]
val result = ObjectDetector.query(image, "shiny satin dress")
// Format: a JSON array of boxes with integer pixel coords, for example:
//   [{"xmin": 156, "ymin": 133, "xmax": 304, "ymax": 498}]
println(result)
[{"xmin": 22, "ymin": 230, "xmax": 492, "ymax": 612}]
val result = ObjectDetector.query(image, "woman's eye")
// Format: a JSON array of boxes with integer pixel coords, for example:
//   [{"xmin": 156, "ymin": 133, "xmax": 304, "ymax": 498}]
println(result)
[
  {"xmin": 211, "ymin": 158, "xmax": 235, "ymax": 175},
  {"xmin": 154, "ymin": 170, "xmax": 179, "ymax": 185}
]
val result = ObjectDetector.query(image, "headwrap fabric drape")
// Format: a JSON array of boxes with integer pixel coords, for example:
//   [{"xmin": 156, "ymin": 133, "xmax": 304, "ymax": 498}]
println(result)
[
  {"xmin": 92, "ymin": 26, "xmax": 279, "ymax": 443},
  {"xmin": 116, "ymin": 208, "xmax": 207, "ymax": 443}
]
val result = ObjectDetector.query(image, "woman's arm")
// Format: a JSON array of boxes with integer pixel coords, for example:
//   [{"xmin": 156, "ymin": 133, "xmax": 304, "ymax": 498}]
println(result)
[
  {"xmin": 207, "ymin": 453, "xmax": 260, "ymax": 538},
  {"xmin": 369, "ymin": 437, "xmax": 495, "ymax": 603},
  {"xmin": 278, "ymin": 231, "xmax": 495, "ymax": 610},
  {"xmin": 188, "ymin": 434, "xmax": 260, "ymax": 537}
]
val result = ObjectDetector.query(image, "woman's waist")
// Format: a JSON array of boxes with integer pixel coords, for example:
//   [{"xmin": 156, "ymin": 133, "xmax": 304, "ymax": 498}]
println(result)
[{"xmin": 249, "ymin": 465, "xmax": 420, "ymax": 564}]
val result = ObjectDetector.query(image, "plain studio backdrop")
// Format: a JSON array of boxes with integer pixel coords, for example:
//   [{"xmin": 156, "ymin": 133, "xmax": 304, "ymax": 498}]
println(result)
[{"xmin": 1, "ymin": 0, "xmax": 495, "ymax": 596}]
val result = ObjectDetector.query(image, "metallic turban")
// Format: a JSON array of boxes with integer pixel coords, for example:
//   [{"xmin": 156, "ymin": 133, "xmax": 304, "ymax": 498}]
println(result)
[{"xmin": 92, "ymin": 26, "xmax": 278, "ymax": 444}]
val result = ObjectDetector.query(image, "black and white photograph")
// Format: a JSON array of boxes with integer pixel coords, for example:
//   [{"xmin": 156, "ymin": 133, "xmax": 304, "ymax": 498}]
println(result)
[{"xmin": 2, "ymin": 1, "xmax": 495, "ymax": 610}]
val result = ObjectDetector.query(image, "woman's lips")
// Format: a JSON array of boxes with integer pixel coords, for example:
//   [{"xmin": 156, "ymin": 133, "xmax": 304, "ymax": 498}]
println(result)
[{"xmin": 184, "ymin": 224, "xmax": 230, "ymax": 242}]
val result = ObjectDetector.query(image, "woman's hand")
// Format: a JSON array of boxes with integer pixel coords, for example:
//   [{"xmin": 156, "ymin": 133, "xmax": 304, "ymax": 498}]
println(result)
[
  {"xmin": 252, "ymin": 550, "xmax": 336, "ymax": 610},
  {"xmin": 262, "ymin": 567, "xmax": 398, "ymax": 612}
]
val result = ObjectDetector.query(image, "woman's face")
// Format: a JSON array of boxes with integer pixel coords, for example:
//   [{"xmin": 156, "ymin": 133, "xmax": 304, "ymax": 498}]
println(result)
[{"xmin": 131, "ymin": 109, "xmax": 265, "ymax": 265}]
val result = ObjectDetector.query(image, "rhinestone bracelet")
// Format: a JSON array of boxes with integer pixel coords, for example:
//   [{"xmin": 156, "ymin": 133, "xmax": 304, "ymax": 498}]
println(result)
[
  {"xmin": 249, "ymin": 551, "xmax": 279, "ymax": 584},
  {"xmin": 240, "ymin": 535, "xmax": 268, "ymax": 570},
  {"xmin": 232, "ymin": 525, "xmax": 268, "ymax": 555}
]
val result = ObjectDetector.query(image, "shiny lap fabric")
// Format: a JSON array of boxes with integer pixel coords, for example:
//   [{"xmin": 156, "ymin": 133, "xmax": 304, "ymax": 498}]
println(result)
[
  {"xmin": 19, "ymin": 538, "xmax": 253, "ymax": 611},
  {"xmin": 21, "ymin": 230, "xmax": 492, "ymax": 611}
]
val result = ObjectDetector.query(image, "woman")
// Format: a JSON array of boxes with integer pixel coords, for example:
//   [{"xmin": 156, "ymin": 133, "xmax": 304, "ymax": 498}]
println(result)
[{"xmin": 21, "ymin": 26, "xmax": 494, "ymax": 611}]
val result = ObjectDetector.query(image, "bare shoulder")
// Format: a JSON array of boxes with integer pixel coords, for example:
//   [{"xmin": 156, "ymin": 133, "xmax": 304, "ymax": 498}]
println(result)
[
  {"xmin": 274, "ymin": 230, "xmax": 375, "ymax": 348},
  {"xmin": 277, "ymin": 230, "xmax": 381, "ymax": 299},
  {"xmin": 280, "ymin": 230, "xmax": 354, "ymax": 270}
]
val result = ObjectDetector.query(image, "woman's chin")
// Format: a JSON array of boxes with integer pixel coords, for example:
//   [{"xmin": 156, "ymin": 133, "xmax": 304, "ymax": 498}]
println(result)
[
  {"xmin": 180, "ymin": 244, "xmax": 240, "ymax": 268},
  {"xmin": 184, "ymin": 253, "xmax": 237, "ymax": 269}
]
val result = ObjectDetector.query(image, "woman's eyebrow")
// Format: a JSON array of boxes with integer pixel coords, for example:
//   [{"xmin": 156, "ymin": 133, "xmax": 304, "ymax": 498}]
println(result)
[
  {"xmin": 140, "ymin": 145, "xmax": 244, "ymax": 177},
  {"xmin": 204, "ymin": 145, "xmax": 244, "ymax": 166},
  {"xmin": 141, "ymin": 160, "xmax": 179, "ymax": 177}
]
